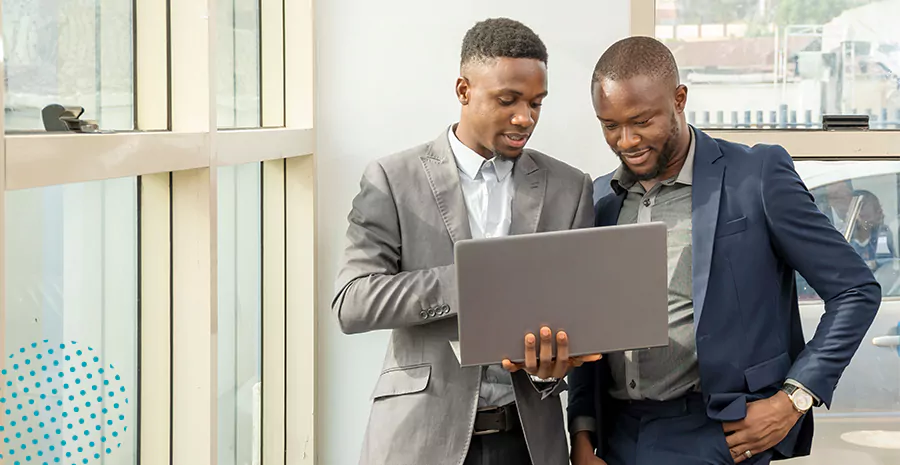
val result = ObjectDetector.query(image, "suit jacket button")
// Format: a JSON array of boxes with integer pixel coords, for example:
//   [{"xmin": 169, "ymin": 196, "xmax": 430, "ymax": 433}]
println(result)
[
  {"xmin": 420, "ymin": 310, "xmax": 427, "ymax": 319},
  {"xmin": 441, "ymin": 304, "xmax": 450, "ymax": 313},
  {"xmin": 427, "ymin": 309, "xmax": 435, "ymax": 317}
]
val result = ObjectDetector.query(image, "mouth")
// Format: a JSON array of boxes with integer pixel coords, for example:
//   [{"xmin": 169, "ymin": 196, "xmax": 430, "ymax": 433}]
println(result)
[
  {"xmin": 621, "ymin": 148, "xmax": 651, "ymax": 166},
  {"xmin": 502, "ymin": 133, "xmax": 529, "ymax": 149}
]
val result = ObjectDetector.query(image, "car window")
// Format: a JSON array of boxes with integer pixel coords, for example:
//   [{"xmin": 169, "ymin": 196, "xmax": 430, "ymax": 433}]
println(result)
[{"xmin": 796, "ymin": 164, "xmax": 900, "ymax": 300}]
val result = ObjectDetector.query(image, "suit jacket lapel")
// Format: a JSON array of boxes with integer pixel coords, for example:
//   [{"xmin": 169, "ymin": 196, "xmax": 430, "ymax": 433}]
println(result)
[
  {"xmin": 509, "ymin": 152, "xmax": 547, "ymax": 235},
  {"xmin": 691, "ymin": 129, "xmax": 725, "ymax": 331},
  {"xmin": 420, "ymin": 129, "xmax": 472, "ymax": 243},
  {"xmin": 592, "ymin": 171, "xmax": 625, "ymax": 227},
  {"xmin": 596, "ymin": 192, "xmax": 625, "ymax": 227}
]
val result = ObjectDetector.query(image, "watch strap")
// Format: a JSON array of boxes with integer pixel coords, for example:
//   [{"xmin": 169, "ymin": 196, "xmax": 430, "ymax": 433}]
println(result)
[
  {"xmin": 781, "ymin": 383, "xmax": 799, "ymax": 396},
  {"xmin": 783, "ymin": 379, "xmax": 822, "ymax": 406}
]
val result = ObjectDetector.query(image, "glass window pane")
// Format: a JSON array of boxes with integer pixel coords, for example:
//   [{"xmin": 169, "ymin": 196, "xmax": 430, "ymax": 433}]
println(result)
[
  {"xmin": 217, "ymin": 163, "xmax": 262, "ymax": 465},
  {"xmin": 3, "ymin": 0, "xmax": 134, "ymax": 132},
  {"xmin": 793, "ymin": 160, "xmax": 900, "ymax": 465},
  {"xmin": 217, "ymin": 0, "xmax": 261, "ymax": 128},
  {"xmin": 656, "ymin": 0, "xmax": 900, "ymax": 130},
  {"xmin": 3, "ymin": 177, "xmax": 138, "ymax": 464}
]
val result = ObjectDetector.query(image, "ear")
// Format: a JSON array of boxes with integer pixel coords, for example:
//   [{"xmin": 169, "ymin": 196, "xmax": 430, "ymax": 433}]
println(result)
[
  {"xmin": 674, "ymin": 84, "xmax": 688, "ymax": 113},
  {"xmin": 456, "ymin": 77, "xmax": 470, "ymax": 105}
]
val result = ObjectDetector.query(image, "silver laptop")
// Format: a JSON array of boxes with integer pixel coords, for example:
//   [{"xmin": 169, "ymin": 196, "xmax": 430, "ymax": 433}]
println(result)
[{"xmin": 454, "ymin": 222, "xmax": 670, "ymax": 367}]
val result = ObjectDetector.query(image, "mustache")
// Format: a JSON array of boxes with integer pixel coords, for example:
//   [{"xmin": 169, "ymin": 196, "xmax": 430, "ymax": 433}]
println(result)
[{"xmin": 619, "ymin": 149, "xmax": 650, "ymax": 156}]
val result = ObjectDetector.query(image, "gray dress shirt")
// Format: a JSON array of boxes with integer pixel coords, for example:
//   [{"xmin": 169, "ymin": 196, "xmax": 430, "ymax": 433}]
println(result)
[
  {"xmin": 570, "ymin": 129, "xmax": 701, "ymax": 435},
  {"xmin": 605, "ymin": 129, "xmax": 702, "ymax": 401}
]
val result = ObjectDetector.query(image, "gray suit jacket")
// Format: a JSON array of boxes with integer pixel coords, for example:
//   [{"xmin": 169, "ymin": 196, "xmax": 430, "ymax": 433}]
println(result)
[{"xmin": 332, "ymin": 127, "xmax": 594, "ymax": 465}]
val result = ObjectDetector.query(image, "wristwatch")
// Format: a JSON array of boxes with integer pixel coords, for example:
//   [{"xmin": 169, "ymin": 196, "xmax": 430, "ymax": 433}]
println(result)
[{"xmin": 781, "ymin": 383, "xmax": 814, "ymax": 414}]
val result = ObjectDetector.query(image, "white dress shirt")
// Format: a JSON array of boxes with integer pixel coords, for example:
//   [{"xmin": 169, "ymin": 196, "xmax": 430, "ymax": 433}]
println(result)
[{"xmin": 448, "ymin": 126, "xmax": 517, "ymax": 408}]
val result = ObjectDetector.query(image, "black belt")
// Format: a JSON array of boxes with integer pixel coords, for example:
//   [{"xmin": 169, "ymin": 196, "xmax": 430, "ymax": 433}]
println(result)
[
  {"xmin": 473, "ymin": 403, "xmax": 520, "ymax": 435},
  {"xmin": 614, "ymin": 393, "xmax": 706, "ymax": 418}
]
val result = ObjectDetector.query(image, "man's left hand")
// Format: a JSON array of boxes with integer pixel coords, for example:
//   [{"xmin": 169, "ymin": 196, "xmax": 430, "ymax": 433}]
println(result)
[
  {"xmin": 501, "ymin": 326, "xmax": 602, "ymax": 380},
  {"xmin": 723, "ymin": 391, "xmax": 802, "ymax": 463}
]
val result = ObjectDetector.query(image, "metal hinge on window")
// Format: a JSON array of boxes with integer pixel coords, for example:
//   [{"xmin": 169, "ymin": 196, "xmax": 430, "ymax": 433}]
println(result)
[{"xmin": 41, "ymin": 104, "xmax": 100, "ymax": 133}]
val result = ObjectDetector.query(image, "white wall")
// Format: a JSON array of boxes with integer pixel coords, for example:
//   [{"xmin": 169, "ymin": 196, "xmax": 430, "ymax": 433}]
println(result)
[{"xmin": 315, "ymin": 2, "xmax": 631, "ymax": 464}]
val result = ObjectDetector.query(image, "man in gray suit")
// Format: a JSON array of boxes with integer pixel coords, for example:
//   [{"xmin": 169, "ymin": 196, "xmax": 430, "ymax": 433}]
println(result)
[{"xmin": 332, "ymin": 18, "xmax": 599, "ymax": 465}]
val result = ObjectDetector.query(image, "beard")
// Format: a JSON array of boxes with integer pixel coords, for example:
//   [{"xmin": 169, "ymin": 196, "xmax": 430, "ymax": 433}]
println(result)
[
  {"xmin": 492, "ymin": 149, "xmax": 520, "ymax": 162},
  {"xmin": 618, "ymin": 115, "xmax": 681, "ymax": 181}
]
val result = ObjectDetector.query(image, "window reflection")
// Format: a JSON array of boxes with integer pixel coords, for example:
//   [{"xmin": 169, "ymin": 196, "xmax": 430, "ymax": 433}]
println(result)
[
  {"xmin": 3, "ymin": 177, "xmax": 138, "ymax": 465},
  {"xmin": 3, "ymin": 0, "xmax": 134, "ymax": 132},
  {"xmin": 217, "ymin": 0, "xmax": 261, "ymax": 128},
  {"xmin": 799, "ymin": 166, "xmax": 900, "ymax": 299},
  {"xmin": 217, "ymin": 163, "xmax": 262, "ymax": 465}
]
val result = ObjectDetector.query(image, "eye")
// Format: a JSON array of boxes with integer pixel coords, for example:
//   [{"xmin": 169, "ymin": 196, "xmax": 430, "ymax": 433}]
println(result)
[
  {"xmin": 498, "ymin": 98, "xmax": 515, "ymax": 106},
  {"xmin": 604, "ymin": 124, "xmax": 618, "ymax": 130},
  {"xmin": 635, "ymin": 119, "xmax": 650, "ymax": 126},
  {"xmin": 531, "ymin": 102, "xmax": 543, "ymax": 109}
]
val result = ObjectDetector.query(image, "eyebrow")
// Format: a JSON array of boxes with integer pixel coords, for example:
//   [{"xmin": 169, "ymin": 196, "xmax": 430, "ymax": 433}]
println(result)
[
  {"xmin": 599, "ymin": 110, "xmax": 651, "ymax": 124},
  {"xmin": 497, "ymin": 89, "xmax": 548, "ymax": 98},
  {"xmin": 628, "ymin": 111, "xmax": 650, "ymax": 120}
]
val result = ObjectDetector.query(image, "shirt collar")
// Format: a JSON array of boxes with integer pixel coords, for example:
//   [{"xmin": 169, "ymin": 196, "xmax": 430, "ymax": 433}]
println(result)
[
  {"xmin": 448, "ymin": 125, "xmax": 514, "ymax": 181},
  {"xmin": 611, "ymin": 126, "xmax": 696, "ymax": 194}
]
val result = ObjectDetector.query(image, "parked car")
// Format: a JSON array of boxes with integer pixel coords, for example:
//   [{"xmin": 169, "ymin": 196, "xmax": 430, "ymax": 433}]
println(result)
[{"xmin": 790, "ymin": 161, "xmax": 900, "ymax": 464}]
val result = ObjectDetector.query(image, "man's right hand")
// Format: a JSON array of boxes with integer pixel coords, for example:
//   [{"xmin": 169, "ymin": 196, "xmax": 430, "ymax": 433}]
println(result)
[
  {"xmin": 501, "ymin": 326, "xmax": 602, "ymax": 379},
  {"xmin": 571, "ymin": 431, "xmax": 608, "ymax": 465}
]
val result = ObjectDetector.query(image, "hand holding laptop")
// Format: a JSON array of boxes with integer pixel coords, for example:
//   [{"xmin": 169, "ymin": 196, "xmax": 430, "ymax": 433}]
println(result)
[{"xmin": 501, "ymin": 325, "xmax": 602, "ymax": 380}]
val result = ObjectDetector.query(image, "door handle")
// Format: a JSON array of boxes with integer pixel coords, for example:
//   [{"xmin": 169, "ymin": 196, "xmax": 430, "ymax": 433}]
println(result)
[{"xmin": 872, "ymin": 335, "xmax": 900, "ymax": 347}]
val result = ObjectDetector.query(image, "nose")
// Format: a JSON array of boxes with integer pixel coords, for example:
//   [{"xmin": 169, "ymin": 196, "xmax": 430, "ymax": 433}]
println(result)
[
  {"xmin": 511, "ymin": 106, "xmax": 535, "ymax": 129},
  {"xmin": 617, "ymin": 126, "xmax": 641, "ymax": 152}
]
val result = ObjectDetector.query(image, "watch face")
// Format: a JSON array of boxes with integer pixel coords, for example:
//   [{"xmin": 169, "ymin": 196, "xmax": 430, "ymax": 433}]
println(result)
[{"xmin": 793, "ymin": 391, "xmax": 813, "ymax": 411}]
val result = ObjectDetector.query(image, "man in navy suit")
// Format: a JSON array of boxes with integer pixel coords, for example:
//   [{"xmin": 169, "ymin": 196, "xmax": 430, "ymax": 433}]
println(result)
[{"xmin": 567, "ymin": 37, "xmax": 881, "ymax": 465}]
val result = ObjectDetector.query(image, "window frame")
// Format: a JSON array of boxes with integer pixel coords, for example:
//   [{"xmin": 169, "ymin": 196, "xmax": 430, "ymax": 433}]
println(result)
[{"xmin": 0, "ymin": 0, "xmax": 316, "ymax": 464}]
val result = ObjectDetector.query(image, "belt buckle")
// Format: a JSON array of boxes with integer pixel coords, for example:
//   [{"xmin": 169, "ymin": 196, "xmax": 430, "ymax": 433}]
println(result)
[
  {"xmin": 473, "ymin": 429, "xmax": 500, "ymax": 436},
  {"xmin": 474, "ymin": 406, "xmax": 504, "ymax": 436}
]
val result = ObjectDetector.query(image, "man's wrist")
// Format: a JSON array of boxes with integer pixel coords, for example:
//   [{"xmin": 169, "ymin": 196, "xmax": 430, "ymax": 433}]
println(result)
[
  {"xmin": 776, "ymin": 390, "xmax": 804, "ymax": 417},
  {"xmin": 782, "ymin": 379, "xmax": 816, "ymax": 413},
  {"xmin": 572, "ymin": 431, "xmax": 595, "ymax": 458}
]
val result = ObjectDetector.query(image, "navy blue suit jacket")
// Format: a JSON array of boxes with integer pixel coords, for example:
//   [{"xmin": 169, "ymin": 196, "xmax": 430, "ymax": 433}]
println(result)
[{"xmin": 567, "ymin": 127, "xmax": 881, "ymax": 459}]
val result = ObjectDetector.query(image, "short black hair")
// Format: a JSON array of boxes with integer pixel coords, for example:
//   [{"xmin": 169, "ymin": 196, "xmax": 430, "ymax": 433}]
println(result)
[
  {"xmin": 592, "ymin": 36, "xmax": 678, "ymax": 86},
  {"xmin": 460, "ymin": 18, "xmax": 548, "ymax": 71}
]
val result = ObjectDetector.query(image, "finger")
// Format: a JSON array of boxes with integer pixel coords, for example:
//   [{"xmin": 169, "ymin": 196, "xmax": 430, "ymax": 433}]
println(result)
[
  {"xmin": 552, "ymin": 331, "xmax": 570, "ymax": 379},
  {"xmin": 731, "ymin": 445, "xmax": 760, "ymax": 465},
  {"xmin": 524, "ymin": 333, "xmax": 538, "ymax": 374},
  {"xmin": 743, "ymin": 431, "xmax": 779, "ymax": 457},
  {"xmin": 501, "ymin": 359, "xmax": 521, "ymax": 372},
  {"xmin": 538, "ymin": 327, "xmax": 553, "ymax": 379},
  {"xmin": 725, "ymin": 429, "xmax": 751, "ymax": 450},
  {"xmin": 569, "ymin": 354, "xmax": 602, "ymax": 368},
  {"xmin": 723, "ymin": 420, "xmax": 743, "ymax": 434},
  {"xmin": 578, "ymin": 354, "xmax": 603, "ymax": 363},
  {"xmin": 730, "ymin": 445, "xmax": 753, "ymax": 464}
]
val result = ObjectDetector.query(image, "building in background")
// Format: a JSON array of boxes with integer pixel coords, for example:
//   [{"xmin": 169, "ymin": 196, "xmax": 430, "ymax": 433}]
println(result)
[{"xmin": 656, "ymin": 0, "xmax": 900, "ymax": 129}]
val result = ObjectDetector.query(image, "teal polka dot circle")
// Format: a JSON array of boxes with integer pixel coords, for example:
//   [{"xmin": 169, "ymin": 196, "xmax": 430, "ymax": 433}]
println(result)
[{"xmin": 0, "ymin": 340, "xmax": 129, "ymax": 465}]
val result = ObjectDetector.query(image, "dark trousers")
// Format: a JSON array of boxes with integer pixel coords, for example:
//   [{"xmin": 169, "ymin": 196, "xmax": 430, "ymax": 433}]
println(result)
[
  {"xmin": 463, "ymin": 427, "xmax": 532, "ymax": 465},
  {"xmin": 605, "ymin": 394, "xmax": 774, "ymax": 465}
]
